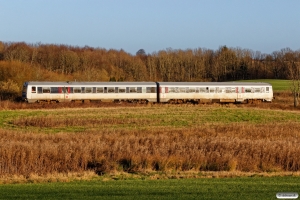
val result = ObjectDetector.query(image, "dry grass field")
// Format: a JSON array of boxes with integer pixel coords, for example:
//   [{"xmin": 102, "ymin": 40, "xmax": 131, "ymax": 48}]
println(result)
[{"xmin": 0, "ymin": 92, "xmax": 300, "ymax": 183}]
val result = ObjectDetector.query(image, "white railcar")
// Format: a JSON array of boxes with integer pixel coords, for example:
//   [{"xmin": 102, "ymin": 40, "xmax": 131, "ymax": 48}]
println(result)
[
  {"xmin": 22, "ymin": 81, "xmax": 273, "ymax": 103},
  {"xmin": 22, "ymin": 82, "xmax": 157, "ymax": 103},
  {"xmin": 157, "ymin": 82, "xmax": 273, "ymax": 103}
]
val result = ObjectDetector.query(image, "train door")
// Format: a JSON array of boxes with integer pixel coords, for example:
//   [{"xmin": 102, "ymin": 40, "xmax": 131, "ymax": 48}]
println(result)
[
  {"xmin": 160, "ymin": 87, "xmax": 165, "ymax": 98},
  {"xmin": 237, "ymin": 87, "xmax": 244, "ymax": 101},
  {"xmin": 63, "ymin": 87, "xmax": 71, "ymax": 102},
  {"xmin": 28, "ymin": 85, "xmax": 36, "ymax": 102}
]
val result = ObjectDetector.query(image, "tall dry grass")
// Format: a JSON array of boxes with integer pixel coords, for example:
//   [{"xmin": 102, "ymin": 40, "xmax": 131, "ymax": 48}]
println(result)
[
  {"xmin": 0, "ymin": 121, "xmax": 299, "ymax": 177},
  {"xmin": 1, "ymin": 93, "xmax": 300, "ymax": 178}
]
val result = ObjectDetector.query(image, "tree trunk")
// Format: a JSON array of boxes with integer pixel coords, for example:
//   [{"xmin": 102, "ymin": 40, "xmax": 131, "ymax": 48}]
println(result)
[{"xmin": 294, "ymin": 92, "xmax": 298, "ymax": 107}]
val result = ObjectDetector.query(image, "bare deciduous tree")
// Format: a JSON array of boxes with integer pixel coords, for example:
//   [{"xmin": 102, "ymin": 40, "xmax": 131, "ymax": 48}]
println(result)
[{"xmin": 284, "ymin": 49, "xmax": 300, "ymax": 107}]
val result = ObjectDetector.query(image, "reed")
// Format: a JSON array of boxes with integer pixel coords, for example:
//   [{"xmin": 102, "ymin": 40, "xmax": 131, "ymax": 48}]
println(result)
[{"xmin": 0, "ymin": 121, "xmax": 299, "ymax": 176}]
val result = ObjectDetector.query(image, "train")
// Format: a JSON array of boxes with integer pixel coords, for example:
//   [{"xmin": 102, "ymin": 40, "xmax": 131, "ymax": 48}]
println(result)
[{"xmin": 22, "ymin": 81, "xmax": 273, "ymax": 103}]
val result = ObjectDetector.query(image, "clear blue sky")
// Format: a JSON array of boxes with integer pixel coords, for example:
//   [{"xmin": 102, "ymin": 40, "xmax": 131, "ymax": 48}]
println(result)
[{"xmin": 1, "ymin": 0, "xmax": 299, "ymax": 55}]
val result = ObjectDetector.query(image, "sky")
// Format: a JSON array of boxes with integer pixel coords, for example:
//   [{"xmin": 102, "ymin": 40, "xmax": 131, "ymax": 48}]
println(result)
[{"xmin": 1, "ymin": 0, "xmax": 300, "ymax": 55}]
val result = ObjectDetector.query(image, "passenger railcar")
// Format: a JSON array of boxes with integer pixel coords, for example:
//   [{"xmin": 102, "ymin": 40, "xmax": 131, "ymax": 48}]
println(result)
[
  {"xmin": 22, "ymin": 81, "xmax": 273, "ymax": 103},
  {"xmin": 22, "ymin": 82, "xmax": 157, "ymax": 103},
  {"xmin": 157, "ymin": 82, "xmax": 273, "ymax": 103}
]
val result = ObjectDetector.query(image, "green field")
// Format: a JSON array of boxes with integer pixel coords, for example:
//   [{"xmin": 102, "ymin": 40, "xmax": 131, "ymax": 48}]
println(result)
[
  {"xmin": 236, "ymin": 79, "xmax": 291, "ymax": 91},
  {"xmin": 0, "ymin": 177, "xmax": 299, "ymax": 200},
  {"xmin": 2, "ymin": 106, "xmax": 300, "ymax": 133}
]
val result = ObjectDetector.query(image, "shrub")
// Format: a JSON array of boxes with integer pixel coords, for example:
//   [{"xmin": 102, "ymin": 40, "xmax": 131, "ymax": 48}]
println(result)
[{"xmin": 0, "ymin": 79, "xmax": 20, "ymax": 100}]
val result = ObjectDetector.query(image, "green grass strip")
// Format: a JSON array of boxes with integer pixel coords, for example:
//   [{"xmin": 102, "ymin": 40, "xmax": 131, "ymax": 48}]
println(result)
[{"xmin": 0, "ymin": 177, "xmax": 299, "ymax": 200}]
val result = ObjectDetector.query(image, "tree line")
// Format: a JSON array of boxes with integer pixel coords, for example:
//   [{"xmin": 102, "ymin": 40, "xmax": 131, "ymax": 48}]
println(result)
[{"xmin": 0, "ymin": 41, "xmax": 299, "ymax": 100}]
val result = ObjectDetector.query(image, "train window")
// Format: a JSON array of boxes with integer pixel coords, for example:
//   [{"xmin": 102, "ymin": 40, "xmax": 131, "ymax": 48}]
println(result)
[
  {"xmin": 108, "ymin": 87, "xmax": 115, "ymax": 93},
  {"xmin": 37, "ymin": 87, "xmax": 42, "ymax": 93},
  {"xmin": 196, "ymin": 87, "xmax": 199, "ymax": 93},
  {"xmin": 86, "ymin": 87, "xmax": 92, "ymax": 93},
  {"xmin": 130, "ymin": 87, "xmax": 137, "ymax": 93},
  {"xmin": 81, "ymin": 87, "xmax": 85, "ymax": 93},
  {"xmin": 74, "ymin": 87, "xmax": 81, "ymax": 93},
  {"xmin": 206, "ymin": 87, "xmax": 209, "ymax": 93},
  {"xmin": 43, "ymin": 87, "xmax": 50, "ymax": 93},
  {"xmin": 31, "ymin": 86, "xmax": 36, "ymax": 93},
  {"xmin": 218, "ymin": 88, "xmax": 225, "ymax": 93},
  {"xmin": 151, "ymin": 87, "xmax": 156, "ymax": 93},
  {"xmin": 254, "ymin": 88, "xmax": 261, "ymax": 93},
  {"xmin": 115, "ymin": 87, "xmax": 118, "ymax": 93},
  {"xmin": 261, "ymin": 87, "xmax": 265, "ymax": 93},
  {"xmin": 179, "ymin": 88, "xmax": 186, "ymax": 93},
  {"xmin": 232, "ymin": 88, "xmax": 236, "ymax": 93},
  {"xmin": 226, "ymin": 87, "xmax": 231, "ymax": 93},
  {"xmin": 146, "ymin": 87, "xmax": 156, "ymax": 93},
  {"xmin": 209, "ymin": 88, "xmax": 215, "ymax": 93},
  {"xmin": 168, "ymin": 87, "xmax": 175, "ymax": 93},
  {"xmin": 165, "ymin": 87, "xmax": 169, "ymax": 93},
  {"xmin": 199, "ymin": 88, "xmax": 206, "ymax": 93},
  {"xmin": 69, "ymin": 87, "xmax": 73, "ymax": 93},
  {"xmin": 189, "ymin": 87, "xmax": 196, "ymax": 93},
  {"xmin": 245, "ymin": 88, "xmax": 252, "ymax": 93},
  {"xmin": 93, "ymin": 87, "xmax": 96, "ymax": 93},
  {"xmin": 266, "ymin": 87, "xmax": 269, "ymax": 93},
  {"xmin": 96, "ymin": 87, "xmax": 103, "ymax": 93},
  {"xmin": 51, "ymin": 87, "xmax": 59, "ymax": 93},
  {"xmin": 137, "ymin": 87, "xmax": 142, "ymax": 93},
  {"xmin": 119, "ymin": 87, "xmax": 126, "ymax": 93}
]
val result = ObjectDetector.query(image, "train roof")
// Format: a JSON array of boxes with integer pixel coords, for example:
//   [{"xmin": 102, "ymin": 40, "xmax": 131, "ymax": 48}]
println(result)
[
  {"xmin": 24, "ymin": 81, "xmax": 272, "ymax": 87},
  {"xmin": 25, "ymin": 81, "xmax": 157, "ymax": 86}
]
